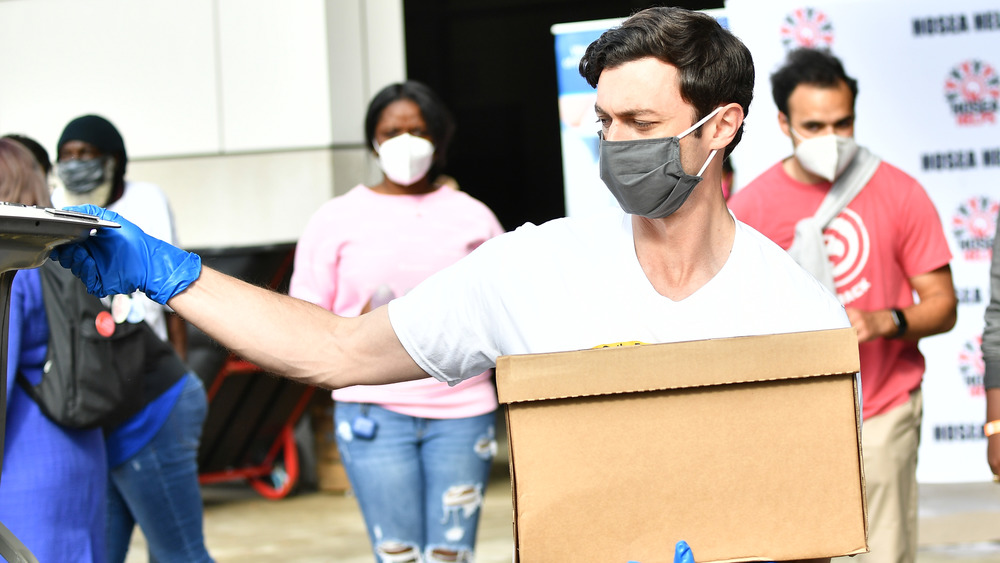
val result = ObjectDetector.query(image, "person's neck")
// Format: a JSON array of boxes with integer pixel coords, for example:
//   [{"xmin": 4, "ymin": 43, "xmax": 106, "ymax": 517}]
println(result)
[
  {"xmin": 370, "ymin": 177, "xmax": 437, "ymax": 195},
  {"xmin": 631, "ymin": 185, "xmax": 735, "ymax": 302},
  {"xmin": 782, "ymin": 156, "xmax": 829, "ymax": 185}
]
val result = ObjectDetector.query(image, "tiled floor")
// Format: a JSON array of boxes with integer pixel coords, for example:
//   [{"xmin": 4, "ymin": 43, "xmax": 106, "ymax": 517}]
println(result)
[
  {"xmin": 118, "ymin": 410, "xmax": 1000, "ymax": 562},
  {"xmin": 121, "ymin": 463, "xmax": 1000, "ymax": 563},
  {"xmin": 125, "ymin": 467, "xmax": 514, "ymax": 563}
]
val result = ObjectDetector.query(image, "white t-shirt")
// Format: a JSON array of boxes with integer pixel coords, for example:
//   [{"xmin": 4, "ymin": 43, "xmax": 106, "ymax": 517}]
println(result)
[
  {"xmin": 389, "ymin": 207, "xmax": 850, "ymax": 385},
  {"xmin": 54, "ymin": 180, "xmax": 178, "ymax": 341}
]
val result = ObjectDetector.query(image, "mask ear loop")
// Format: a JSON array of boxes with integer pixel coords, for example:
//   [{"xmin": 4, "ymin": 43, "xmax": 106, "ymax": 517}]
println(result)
[
  {"xmin": 696, "ymin": 149, "xmax": 719, "ymax": 177},
  {"xmin": 677, "ymin": 106, "xmax": 724, "ymax": 139},
  {"xmin": 678, "ymin": 107, "xmax": 724, "ymax": 177}
]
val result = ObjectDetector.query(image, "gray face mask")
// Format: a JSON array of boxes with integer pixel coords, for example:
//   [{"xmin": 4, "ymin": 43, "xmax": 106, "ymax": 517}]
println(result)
[
  {"xmin": 56, "ymin": 157, "xmax": 111, "ymax": 194},
  {"xmin": 599, "ymin": 107, "xmax": 722, "ymax": 218}
]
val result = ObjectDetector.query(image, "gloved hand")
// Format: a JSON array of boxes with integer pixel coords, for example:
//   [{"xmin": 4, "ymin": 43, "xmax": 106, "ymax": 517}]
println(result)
[
  {"xmin": 674, "ymin": 540, "xmax": 694, "ymax": 563},
  {"xmin": 48, "ymin": 204, "xmax": 202, "ymax": 305}
]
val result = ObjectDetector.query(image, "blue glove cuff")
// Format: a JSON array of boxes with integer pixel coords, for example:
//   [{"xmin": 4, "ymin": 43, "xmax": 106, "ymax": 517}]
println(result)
[{"xmin": 146, "ymin": 251, "xmax": 202, "ymax": 305}]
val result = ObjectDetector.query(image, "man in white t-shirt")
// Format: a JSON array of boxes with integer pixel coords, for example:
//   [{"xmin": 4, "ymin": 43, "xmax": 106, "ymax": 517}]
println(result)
[
  {"xmin": 53, "ymin": 7, "xmax": 846, "ymax": 386},
  {"xmin": 51, "ymin": 8, "xmax": 847, "ymax": 562}
]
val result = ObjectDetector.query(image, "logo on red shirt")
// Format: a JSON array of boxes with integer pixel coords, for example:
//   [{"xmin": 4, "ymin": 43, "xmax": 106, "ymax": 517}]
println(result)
[{"xmin": 823, "ymin": 208, "xmax": 871, "ymax": 305}]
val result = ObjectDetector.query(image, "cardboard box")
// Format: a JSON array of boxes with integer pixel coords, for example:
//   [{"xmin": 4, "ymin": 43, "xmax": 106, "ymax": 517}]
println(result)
[
  {"xmin": 312, "ymin": 405, "xmax": 341, "ymax": 463},
  {"xmin": 496, "ymin": 328, "xmax": 866, "ymax": 563},
  {"xmin": 310, "ymin": 394, "xmax": 350, "ymax": 493},
  {"xmin": 317, "ymin": 458, "xmax": 351, "ymax": 494}
]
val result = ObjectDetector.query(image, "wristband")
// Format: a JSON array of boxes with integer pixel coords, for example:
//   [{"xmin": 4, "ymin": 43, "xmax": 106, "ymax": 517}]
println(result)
[
  {"xmin": 889, "ymin": 308, "xmax": 908, "ymax": 339},
  {"xmin": 984, "ymin": 420, "xmax": 1000, "ymax": 437}
]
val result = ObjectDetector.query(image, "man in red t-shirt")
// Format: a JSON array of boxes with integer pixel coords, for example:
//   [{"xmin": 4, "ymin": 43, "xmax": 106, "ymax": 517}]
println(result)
[{"xmin": 728, "ymin": 49, "xmax": 957, "ymax": 563}]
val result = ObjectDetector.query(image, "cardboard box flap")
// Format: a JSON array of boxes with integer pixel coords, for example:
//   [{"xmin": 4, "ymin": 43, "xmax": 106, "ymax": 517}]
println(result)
[{"xmin": 496, "ymin": 327, "xmax": 858, "ymax": 404}]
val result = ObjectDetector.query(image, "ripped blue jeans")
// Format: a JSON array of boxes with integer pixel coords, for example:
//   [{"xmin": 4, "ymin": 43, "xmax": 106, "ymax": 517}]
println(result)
[{"xmin": 334, "ymin": 402, "xmax": 497, "ymax": 563}]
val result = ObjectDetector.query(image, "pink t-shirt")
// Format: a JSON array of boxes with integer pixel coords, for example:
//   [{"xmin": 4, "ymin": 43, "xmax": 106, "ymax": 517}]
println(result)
[
  {"xmin": 728, "ymin": 160, "xmax": 952, "ymax": 419},
  {"xmin": 290, "ymin": 185, "xmax": 505, "ymax": 418}
]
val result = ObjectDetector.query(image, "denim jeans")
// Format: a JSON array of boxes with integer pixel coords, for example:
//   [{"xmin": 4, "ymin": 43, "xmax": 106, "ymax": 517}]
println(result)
[
  {"xmin": 106, "ymin": 373, "xmax": 213, "ymax": 563},
  {"xmin": 335, "ymin": 402, "xmax": 497, "ymax": 563}
]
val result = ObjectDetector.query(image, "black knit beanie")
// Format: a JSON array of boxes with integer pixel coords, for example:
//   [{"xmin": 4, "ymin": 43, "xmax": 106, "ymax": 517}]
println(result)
[{"xmin": 57, "ymin": 114, "xmax": 127, "ymax": 167}]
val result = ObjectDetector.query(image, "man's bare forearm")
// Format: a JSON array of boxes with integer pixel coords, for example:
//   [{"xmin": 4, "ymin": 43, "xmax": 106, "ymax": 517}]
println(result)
[
  {"xmin": 901, "ymin": 266, "xmax": 957, "ymax": 341},
  {"xmin": 168, "ymin": 266, "xmax": 428, "ymax": 389}
]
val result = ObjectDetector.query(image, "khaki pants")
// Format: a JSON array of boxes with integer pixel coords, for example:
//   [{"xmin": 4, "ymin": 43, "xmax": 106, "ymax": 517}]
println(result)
[{"xmin": 840, "ymin": 389, "xmax": 922, "ymax": 563}]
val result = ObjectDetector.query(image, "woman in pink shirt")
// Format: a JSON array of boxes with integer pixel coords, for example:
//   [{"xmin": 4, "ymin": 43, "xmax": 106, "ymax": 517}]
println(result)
[{"xmin": 290, "ymin": 81, "xmax": 504, "ymax": 563}]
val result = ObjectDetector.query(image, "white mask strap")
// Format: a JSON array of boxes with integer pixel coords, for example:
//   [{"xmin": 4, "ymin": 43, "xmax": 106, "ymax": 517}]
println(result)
[
  {"xmin": 678, "ymin": 106, "xmax": 724, "ymax": 139},
  {"xmin": 697, "ymin": 149, "xmax": 719, "ymax": 177}
]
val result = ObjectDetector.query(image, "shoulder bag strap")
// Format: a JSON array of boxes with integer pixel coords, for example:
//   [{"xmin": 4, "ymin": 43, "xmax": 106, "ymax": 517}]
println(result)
[{"xmin": 786, "ymin": 147, "xmax": 882, "ymax": 293}]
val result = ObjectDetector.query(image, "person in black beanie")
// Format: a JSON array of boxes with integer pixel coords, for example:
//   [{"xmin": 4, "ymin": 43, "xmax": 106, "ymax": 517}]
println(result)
[
  {"xmin": 53, "ymin": 114, "xmax": 127, "ymax": 208},
  {"xmin": 52, "ymin": 114, "xmax": 214, "ymax": 563}
]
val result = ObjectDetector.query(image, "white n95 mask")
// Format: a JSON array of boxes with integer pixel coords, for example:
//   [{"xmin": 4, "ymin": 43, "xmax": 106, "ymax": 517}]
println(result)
[
  {"xmin": 375, "ymin": 133, "xmax": 435, "ymax": 186},
  {"xmin": 791, "ymin": 129, "xmax": 858, "ymax": 182}
]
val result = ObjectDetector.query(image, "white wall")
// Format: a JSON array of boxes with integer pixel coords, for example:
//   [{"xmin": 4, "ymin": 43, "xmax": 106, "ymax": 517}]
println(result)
[{"xmin": 0, "ymin": 0, "xmax": 406, "ymax": 248}]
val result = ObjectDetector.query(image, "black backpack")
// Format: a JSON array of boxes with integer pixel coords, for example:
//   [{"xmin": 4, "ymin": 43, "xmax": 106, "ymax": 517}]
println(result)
[{"xmin": 17, "ymin": 261, "xmax": 186, "ymax": 429}]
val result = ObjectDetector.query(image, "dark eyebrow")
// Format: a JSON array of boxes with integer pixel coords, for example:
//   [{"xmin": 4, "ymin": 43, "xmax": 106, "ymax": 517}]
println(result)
[
  {"xmin": 593, "ymin": 104, "xmax": 659, "ymax": 119},
  {"xmin": 801, "ymin": 114, "xmax": 855, "ymax": 129}
]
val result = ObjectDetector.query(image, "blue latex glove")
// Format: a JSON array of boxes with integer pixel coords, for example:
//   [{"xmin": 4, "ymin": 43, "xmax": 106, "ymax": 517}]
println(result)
[
  {"xmin": 674, "ymin": 540, "xmax": 694, "ymax": 563},
  {"xmin": 48, "ymin": 204, "xmax": 202, "ymax": 304}
]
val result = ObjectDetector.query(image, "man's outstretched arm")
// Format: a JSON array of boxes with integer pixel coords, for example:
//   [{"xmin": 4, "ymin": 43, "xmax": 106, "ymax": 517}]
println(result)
[
  {"xmin": 170, "ymin": 266, "xmax": 427, "ymax": 389},
  {"xmin": 50, "ymin": 204, "xmax": 428, "ymax": 389}
]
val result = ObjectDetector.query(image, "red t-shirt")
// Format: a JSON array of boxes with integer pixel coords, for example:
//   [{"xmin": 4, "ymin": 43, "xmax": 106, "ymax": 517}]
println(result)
[{"xmin": 728, "ymin": 159, "xmax": 952, "ymax": 419}]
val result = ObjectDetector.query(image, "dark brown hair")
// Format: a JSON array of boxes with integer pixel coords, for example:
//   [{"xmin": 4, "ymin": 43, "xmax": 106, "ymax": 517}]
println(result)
[
  {"xmin": 579, "ymin": 7, "xmax": 754, "ymax": 157},
  {"xmin": 771, "ymin": 48, "xmax": 858, "ymax": 116}
]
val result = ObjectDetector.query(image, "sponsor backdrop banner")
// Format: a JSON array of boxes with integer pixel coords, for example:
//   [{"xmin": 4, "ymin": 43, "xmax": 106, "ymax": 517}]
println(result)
[
  {"xmin": 552, "ymin": 2, "xmax": 999, "ymax": 482},
  {"xmin": 725, "ymin": 0, "xmax": 999, "ymax": 483},
  {"xmin": 551, "ymin": 16, "xmax": 622, "ymax": 218}
]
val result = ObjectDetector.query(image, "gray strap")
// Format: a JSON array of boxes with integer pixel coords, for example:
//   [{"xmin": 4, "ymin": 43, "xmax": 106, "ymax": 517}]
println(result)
[
  {"xmin": 786, "ymin": 147, "xmax": 881, "ymax": 292},
  {"xmin": 0, "ymin": 519, "xmax": 39, "ymax": 563}
]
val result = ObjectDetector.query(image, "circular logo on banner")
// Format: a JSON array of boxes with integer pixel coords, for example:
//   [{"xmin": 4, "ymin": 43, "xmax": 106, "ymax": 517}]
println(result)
[
  {"xmin": 824, "ymin": 208, "xmax": 870, "ymax": 291},
  {"xmin": 944, "ymin": 59, "xmax": 1000, "ymax": 126},
  {"xmin": 958, "ymin": 335, "xmax": 984, "ymax": 397},
  {"xmin": 780, "ymin": 7, "xmax": 835, "ymax": 50},
  {"xmin": 95, "ymin": 310, "xmax": 116, "ymax": 338},
  {"xmin": 952, "ymin": 195, "xmax": 998, "ymax": 262}
]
